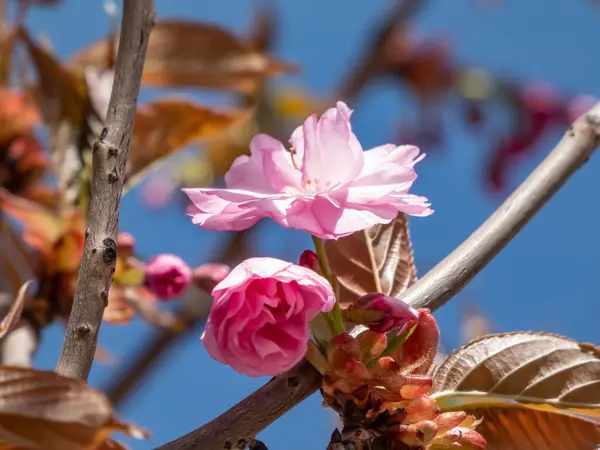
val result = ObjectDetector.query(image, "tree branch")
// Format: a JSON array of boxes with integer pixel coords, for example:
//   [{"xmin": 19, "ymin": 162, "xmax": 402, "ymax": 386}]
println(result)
[
  {"xmin": 157, "ymin": 103, "xmax": 600, "ymax": 450},
  {"xmin": 55, "ymin": 0, "xmax": 155, "ymax": 380}
]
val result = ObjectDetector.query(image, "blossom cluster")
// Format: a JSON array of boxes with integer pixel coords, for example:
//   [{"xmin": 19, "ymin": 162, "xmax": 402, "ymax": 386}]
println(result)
[{"xmin": 183, "ymin": 101, "xmax": 485, "ymax": 448}]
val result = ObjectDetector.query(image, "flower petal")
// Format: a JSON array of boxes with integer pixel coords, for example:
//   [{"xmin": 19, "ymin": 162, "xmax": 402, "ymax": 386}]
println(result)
[
  {"xmin": 301, "ymin": 102, "xmax": 364, "ymax": 191},
  {"xmin": 333, "ymin": 144, "xmax": 433, "ymax": 217},
  {"xmin": 184, "ymin": 188, "xmax": 298, "ymax": 232},
  {"xmin": 225, "ymin": 155, "xmax": 273, "ymax": 193},
  {"xmin": 311, "ymin": 195, "xmax": 400, "ymax": 238}
]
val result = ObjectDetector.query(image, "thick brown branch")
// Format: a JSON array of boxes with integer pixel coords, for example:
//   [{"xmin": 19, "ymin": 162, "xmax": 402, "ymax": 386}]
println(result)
[
  {"xmin": 158, "ymin": 104, "xmax": 600, "ymax": 450},
  {"xmin": 56, "ymin": 0, "xmax": 155, "ymax": 380}
]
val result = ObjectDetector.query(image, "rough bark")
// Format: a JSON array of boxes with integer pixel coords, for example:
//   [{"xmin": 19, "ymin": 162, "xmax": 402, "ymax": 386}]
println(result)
[{"xmin": 55, "ymin": 0, "xmax": 155, "ymax": 380}]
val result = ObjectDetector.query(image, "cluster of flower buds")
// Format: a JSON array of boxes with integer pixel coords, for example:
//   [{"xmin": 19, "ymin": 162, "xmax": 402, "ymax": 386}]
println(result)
[{"xmin": 308, "ymin": 309, "xmax": 485, "ymax": 449}]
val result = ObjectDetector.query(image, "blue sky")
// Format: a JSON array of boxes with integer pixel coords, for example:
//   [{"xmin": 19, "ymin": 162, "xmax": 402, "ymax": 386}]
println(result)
[{"xmin": 26, "ymin": 1, "xmax": 600, "ymax": 448}]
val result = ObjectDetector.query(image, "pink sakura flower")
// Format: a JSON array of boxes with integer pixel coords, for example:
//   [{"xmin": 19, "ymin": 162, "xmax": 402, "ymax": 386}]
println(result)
[
  {"xmin": 202, "ymin": 257, "xmax": 335, "ymax": 376},
  {"xmin": 144, "ymin": 254, "xmax": 192, "ymax": 300},
  {"xmin": 184, "ymin": 101, "xmax": 432, "ymax": 240}
]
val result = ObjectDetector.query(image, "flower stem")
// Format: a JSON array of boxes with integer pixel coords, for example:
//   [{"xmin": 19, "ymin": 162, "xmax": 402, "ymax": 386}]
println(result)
[
  {"xmin": 311, "ymin": 235, "xmax": 344, "ymax": 335},
  {"xmin": 311, "ymin": 235, "xmax": 334, "ymax": 283}
]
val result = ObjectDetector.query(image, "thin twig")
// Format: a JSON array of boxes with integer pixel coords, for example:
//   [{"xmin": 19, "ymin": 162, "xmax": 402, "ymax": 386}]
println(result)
[
  {"xmin": 55, "ymin": 0, "xmax": 155, "ymax": 380},
  {"xmin": 157, "ymin": 104, "xmax": 600, "ymax": 450},
  {"xmin": 104, "ymin": 289, "xmax": 212, "ymax": 405}
]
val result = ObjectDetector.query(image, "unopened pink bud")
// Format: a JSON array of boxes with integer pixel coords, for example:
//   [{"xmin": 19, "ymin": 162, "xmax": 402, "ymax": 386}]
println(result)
[
  {"xmin": 117, "ymin": 232, "xmax": 136, "ymax": 252},
  {"xmin": 299, "ymin": 250, "xmax": 322, "ymax": 274},
  {"xmin": 144, "ymin": 254, "xmax": 192, "ymax": 301},
  {"xmin": 346, "ymin": 293, "xmax": 419, "ymax": 333},
  {"xmin": 192, "ymin": 263, "xmax": 231, "ymax": 293}
]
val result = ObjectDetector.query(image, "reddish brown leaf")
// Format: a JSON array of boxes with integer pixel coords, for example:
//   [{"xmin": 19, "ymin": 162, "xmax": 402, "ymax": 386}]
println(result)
[
  {"xmin": 0, "ymin": 218, "xmax": 39, "ymax": 295},
  {"xmin": 0, "ymin": 281, "xmax": 32, "ymax": 339},
  {"xmin": 460, "ymin": 407, "xmax": 600, "ymax": 450},
  {"xmin": 18, "ymin": 27, "xmax": 89, "ymax": 126},
  {"xmin": 126, "ymin": 98, "xmax": 249, "ymax": 190},
  {"xmin": 0, "ymin": 366, "xmax": 147, "ymax": 450},
  {"xmin": 69, "ymin": 20, "xmax": 296, "ymax": 94},
  {"xmin": 432, "ymin": 332, "xmax": 600, "ymax": 449},
  {"xmin": 0, "ymin": 87, "xmax": 39, "ymax": 144},
  {"xmin": 0, "ymin": 188, "xmax": 61, "ymax": 256},
  {"xmin": 248, "ymin": 0, "xmax": 277, "ymax": 52},
  {"xmin": 325, "ymin": 213, "xmax": 417, "ymax": 307}
]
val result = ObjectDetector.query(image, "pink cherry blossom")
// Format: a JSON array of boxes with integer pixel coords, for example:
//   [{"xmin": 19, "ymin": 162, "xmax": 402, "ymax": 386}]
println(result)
[
  {"xmin": 346, "ymin": 292, "xmax": 419, "ymax": 333},
  {"xmin": 144, "ymin": 254, "xmax": 192, "ymax": 300},
  {"xmin": 202, "ymin": 257, "xmax": 335, "ymax": 376},
  {"xmin": 184, "ymin": 101, "xmax": 432, "ymax": 240}
]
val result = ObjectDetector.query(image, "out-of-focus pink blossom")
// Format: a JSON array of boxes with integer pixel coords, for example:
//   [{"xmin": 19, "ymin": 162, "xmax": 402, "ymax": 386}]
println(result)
[
  {"xmin": 144, "ymin": 254, "xmax": 192, "ymax": 300},
  {"xmin": 192, "ymin": 263, "xmax": 231, "ymax": 293},
  {"xmin": 488, "ymin": 83, "xmax": 564, "ymax": 191},
  {"xmin": 566, "ymin": 94, "xmax": 598, "ymax": 122},
  {"xmin": 345, "ymin": 293, "xmax": 419, "ymax": 333},
  {"xmin": 184, "ymin": 101, "xmax": 432, "ymax": 240},
  {"xmin": 117, "ymin": 232, "xmax": 136, "ymax": 252},
  {"xmin": 140, "ymin": 174, "xmax": 176, "ymax": 210},
  {"xmin": 202, "ymin": 257, "xmax": 335, "ymax": 376}
]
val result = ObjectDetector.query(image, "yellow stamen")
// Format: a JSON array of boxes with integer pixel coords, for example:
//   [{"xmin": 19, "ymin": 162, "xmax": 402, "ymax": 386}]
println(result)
[{"xmin": 289, "ymin": 146, "xmax": 299, "ymax": 170}]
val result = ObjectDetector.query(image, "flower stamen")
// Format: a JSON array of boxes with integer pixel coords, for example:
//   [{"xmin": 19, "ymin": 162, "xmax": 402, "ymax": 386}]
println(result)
[{"xmin": 288, "ymin": 146, "xmax": 299, "ymax": 170}]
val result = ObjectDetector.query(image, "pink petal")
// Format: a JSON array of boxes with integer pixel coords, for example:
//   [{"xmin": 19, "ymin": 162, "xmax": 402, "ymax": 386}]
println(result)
[
  {"xmin": 342, "ymin": 145, "xmax": 421, "ymax": 203},
  {"xmin": 389, "ymin": 193, "xmax": 434, "ymax": 216},
  {"xmin": 311, "ymin": 195, "xmax": 400, "ymax": 238},
  {"xmin": 283, "ymin": 196, "xmax": 330, "ymax": 237},
  {"xmin": 184, "ymin": 188, "xmax": 298, "ymax": 232},
  {"xmin": 249, "ymin": 134, "xmax": 302, "ymax": 192},
  {"xmin": 289, "ymin": 124, "xmax": 305, "ymax": 167},
  {"xmin": 201, "ymin": 321, "xmax": 226, "ymax": 364},
  {"xmin": 225, "ymin": 155, "xmax": 273, "ymax": 192},
  {"xmin": 213, "ymin": 257, "xmax": 294, "ymax": 291},
  {"xmin": 333, "ymin": 144, "xmax": 433, "ymax": 217},
  {"xmin": 301, "ymin": 102, "xmax": 364, "ymax": 191}
]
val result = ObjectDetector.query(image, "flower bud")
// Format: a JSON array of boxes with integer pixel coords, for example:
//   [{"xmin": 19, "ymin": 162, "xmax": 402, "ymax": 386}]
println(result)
[
  {"xmin": 117, "ymin": 232, "xmax": 135, "ymax": 252},
  {"xmin": 391, "ymin": 308, "xmax": 440, "ymax": 375},
  {"xmin": 299, "ymin": 250, "xmax": 322, "ymax": 275},
  {"xmin": 396, "ymin": 420, "xmax": 438, "ymax": 447},
  {"xmin": 435, "ymin": 411, "xmax": 468, "ymax": 434},
  {"xmin": 430, "ymin": 427, "xmax": 486, "ymax": 449},
  {"xmin": 144, "ymin": 254, "xmax": 192, "ymax": 300},
  {"xmin": 192, "ymin": 263, "xmax": 231, "ymax": 293},
  {"xmin": 346, "ymin": 293, "xmax": 419, "ymax": 333},
  {"xmin": 397, "ymin": 395, "xmax": 439, "ymax": 423}
]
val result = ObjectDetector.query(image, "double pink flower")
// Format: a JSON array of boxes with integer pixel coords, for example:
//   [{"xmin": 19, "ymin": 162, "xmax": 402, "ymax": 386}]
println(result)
[
  {"xmin": 184, "ymin": 101, "xmax": 432, "ymax": 240},
  {"xmin": 202, "ymin": 257, "xmax": 335, "ymax": 376}
]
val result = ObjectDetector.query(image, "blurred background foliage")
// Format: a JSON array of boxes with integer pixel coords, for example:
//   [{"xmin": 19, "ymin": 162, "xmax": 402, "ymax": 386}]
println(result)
[{"xmin": 0, "ymin": 0, "xmax": 598, "ymax": 448}]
